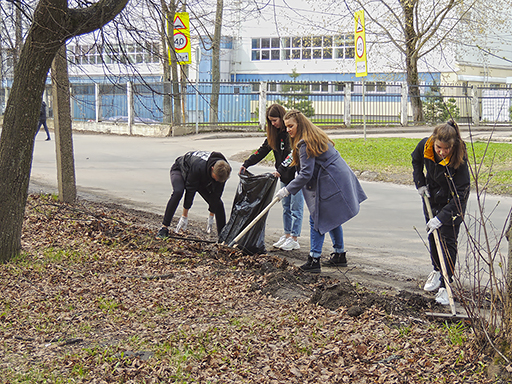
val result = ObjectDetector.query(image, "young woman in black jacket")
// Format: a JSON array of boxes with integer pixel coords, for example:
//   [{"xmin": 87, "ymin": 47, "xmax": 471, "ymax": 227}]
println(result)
[
  {"xmin": 240, "ymin": 104, "xmax": 304, "ymax": 251},
  {"xmin": 412, "ymin": 119, "xmax": 470, "ymax": 305}
]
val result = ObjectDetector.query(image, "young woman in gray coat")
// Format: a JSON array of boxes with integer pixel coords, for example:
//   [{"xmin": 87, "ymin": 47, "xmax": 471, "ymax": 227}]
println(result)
[{"xmin": 275, "ymin": 110, "xmax": 367, "ymax": 273}]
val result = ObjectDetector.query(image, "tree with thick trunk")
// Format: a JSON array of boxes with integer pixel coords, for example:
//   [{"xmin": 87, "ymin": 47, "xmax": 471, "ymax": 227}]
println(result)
[
  {"xmin": 209, "ymin": 0, "xmax": 223, "ymax": 125},
  {"xmin": 333, "ymin": 0, "xmax": 460, "ymax": 122},
  {"xmin": 401, "ymin": 0, "xmax": 423, "ymax": 122},
  {"xmin": 0, "ymin": 0, "xmax": 129, "ymax": 262}
]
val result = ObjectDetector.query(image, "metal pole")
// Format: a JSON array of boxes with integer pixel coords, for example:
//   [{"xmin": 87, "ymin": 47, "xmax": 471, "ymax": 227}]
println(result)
[
  {"xmin": 195, "ymin": 47, "xmax": 200, "ymax": 134},
  {"xmin": 362, "ymin": 78, "xmax": 366, "ymax": 141}
]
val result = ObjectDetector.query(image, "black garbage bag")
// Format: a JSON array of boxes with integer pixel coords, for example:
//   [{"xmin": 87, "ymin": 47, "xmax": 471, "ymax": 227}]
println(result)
[{"xmin": 219, "ymin": 170, "xmax": 278, "ymax": 255}]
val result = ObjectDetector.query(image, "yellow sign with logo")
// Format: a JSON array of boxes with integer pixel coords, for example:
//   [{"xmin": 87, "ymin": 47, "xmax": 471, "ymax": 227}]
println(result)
[
  {"xmin": 168, "ymin": 12, "xmax": 191, "ymax": 65},
  {"xmin": 354, "ymin": 10, "xmax": 367, "ymax": 77}
]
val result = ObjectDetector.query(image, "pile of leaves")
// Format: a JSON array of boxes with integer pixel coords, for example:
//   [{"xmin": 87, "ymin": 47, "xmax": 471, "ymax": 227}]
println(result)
[{"xmin": 0, "ymin": 194, "xmax": 497, "ymax": 383}]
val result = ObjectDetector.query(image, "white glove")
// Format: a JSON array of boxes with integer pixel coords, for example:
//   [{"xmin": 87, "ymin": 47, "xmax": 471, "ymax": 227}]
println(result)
[
  {"xmin": 275, "ymin": 187, "xmax": 290, "ymax": 201},
  {"xmin": 426, "ymin": 217, "xmax": 442, "ymax": 235},
  {"xmin": 175, "ymin": 216, "xmax": 188, "ymax": 233},
  {"xmin": 418, "ymin": 186, "xmax": 430, "ymax": 198},
  {"xmin": 206, "ymin": 215, "xmax": 214, "ymax": 234}
]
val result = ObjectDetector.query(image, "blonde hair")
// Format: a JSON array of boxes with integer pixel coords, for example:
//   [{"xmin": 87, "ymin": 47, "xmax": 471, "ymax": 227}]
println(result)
[
  {"xmin": 212, "ymin": 160, "xmax": 232, "ymax": 182},
  {"xmin": 432, "ymin": 119, "xmax": 467, "ymax": 169},
  {"xmin": 283, "ymin": 109, "xmax": 333, "ymax": 166}
]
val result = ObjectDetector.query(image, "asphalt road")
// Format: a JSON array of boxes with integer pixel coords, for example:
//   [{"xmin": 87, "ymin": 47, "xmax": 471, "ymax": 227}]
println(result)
[{"xmin": 30, "ymin": 129, "xmax": 512, "ymax": 292}]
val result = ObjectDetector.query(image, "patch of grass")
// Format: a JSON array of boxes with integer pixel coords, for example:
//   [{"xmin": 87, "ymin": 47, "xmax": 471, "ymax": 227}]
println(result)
[
  {"xmin": 334, "ymin": 138, "xmax": 417, "ymax": 174},
  {"xmin": 443, "ymin": 321, "xmax": 467, "ymax": 345},
  {"xmin": 262, "ymin": 137, "xmax": 512, "ymax": 194},
  {"xmin": 333, "ymin": 138, "xmax": 512, "ymax": 195}
]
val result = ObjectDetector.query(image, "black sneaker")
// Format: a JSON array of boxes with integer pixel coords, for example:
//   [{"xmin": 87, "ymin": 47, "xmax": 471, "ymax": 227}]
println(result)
[
  {"xmin": 156, "ymin": 227, "xmax": 169, "ymax": 239},
  {"xmin": 300, "ymin": 256, "xmax": 321, "ymax": 273},
  {"xmin": 322, "ymin": 252, "xmax": 347, "ymax": 267}
]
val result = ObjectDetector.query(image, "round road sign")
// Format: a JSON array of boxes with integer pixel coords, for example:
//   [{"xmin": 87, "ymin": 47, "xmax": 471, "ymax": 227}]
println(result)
[
  {"xmin": 174, "ymin": 32, "xmax": 188, "ymax": 51},
  {"xmin": 356, "ymin": 35, "xmax": 365, "ymax": 58}
]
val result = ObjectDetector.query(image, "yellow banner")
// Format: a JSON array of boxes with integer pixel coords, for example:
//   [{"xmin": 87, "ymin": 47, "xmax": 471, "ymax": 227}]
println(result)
[
  {"xmin": 354, "ymin": 10, "xmax": 367, "ymax": 77},
  {"xmin": 168, "ymin": 12, "xmax": 191, "ymax": 65}
]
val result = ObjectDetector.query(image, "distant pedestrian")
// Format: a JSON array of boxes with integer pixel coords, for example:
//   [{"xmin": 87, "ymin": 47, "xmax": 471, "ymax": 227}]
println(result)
[
  {"xmin": 36, "ymin": 101, "xmax": 51, "ymax": 141},
  {"xmin": 412, "ymin": 119, "xmax": 470, "ymax": 305},
  {"xmin": 274, "ymin": 109, "xmax": 367, "ymax": 273},
  {"xmin": 156, "ymin": 151, "xmax": 232, "ymax": 239},
  {"xmin": 240, "ymin": 104, "xmax": 304, "ymax": 252}
]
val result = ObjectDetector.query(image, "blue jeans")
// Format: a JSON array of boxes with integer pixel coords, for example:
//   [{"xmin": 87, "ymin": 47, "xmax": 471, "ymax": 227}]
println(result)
[
  {"xmin": 281, "ymin": 182, "xmax": 304, "ymax": 237},
  {"xmin": 309, "ymin": 216, "xmax": 344, "ymax": 258},
  {"xmin": 36, "ymin": 119, "xmax": 50, "ymax": 139}
]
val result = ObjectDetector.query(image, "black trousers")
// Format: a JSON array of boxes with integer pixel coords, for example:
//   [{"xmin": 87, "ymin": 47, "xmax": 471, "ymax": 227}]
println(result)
[
  {"xmin": 424, "ymin": 204, "xmax": 461, "ymax": 288},
  {"xmin": 162, "ymin": 170, "xmax": 226, "ymax": 234}
]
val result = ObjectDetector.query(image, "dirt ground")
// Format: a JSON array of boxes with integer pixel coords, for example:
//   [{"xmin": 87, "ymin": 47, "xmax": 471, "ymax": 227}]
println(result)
[
  {"xmin": 79, "ymin": 147, "xmax": 450, "ymax": 319},
  {"xmin": 3, "ymin": 195, "xmax": 496, "ymax": 383},
  {"xmin": 229, "ymin": 150, "xmax": 433, "ymax": 302},
  {"xmin": 102, "ymin": 200, "xmax": 446, "ymax": 320}
]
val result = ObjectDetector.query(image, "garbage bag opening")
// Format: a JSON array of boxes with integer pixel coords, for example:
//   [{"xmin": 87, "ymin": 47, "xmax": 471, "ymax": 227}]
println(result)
[{"xmin": 219, "ymin": 171, "xmax": 278, "ymax": 255}]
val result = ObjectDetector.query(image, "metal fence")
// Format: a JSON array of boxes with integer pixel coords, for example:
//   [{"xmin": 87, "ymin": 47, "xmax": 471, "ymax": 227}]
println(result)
[{"xmin": 2, "ymin": 80, "xmax": 512, "ymax": 127}]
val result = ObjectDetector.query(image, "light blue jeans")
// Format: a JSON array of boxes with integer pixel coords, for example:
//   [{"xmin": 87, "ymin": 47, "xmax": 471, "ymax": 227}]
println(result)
[
  {"xmin": 309, "ymin": 216, "xmax": 344, "ymax": 258},
  {"xmin": 282, "ymin": 181, "xmax": 304, "ymax": 237}
]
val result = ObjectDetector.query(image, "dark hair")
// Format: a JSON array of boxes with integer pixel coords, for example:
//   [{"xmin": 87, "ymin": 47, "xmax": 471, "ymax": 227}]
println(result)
[
  {"xmin": 266, "ymin": 104, "xmax": 287, "ymax": 150},
  {"xmin": 212, "ymin": 160, "xmax": 232, "ymax": 182},
  {"xmin": 432, "ymin": 119, "xmax": 467, "ymax": 169}
]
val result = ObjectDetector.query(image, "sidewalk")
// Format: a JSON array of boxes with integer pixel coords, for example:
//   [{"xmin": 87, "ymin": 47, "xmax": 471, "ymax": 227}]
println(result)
[{"xmin": 194, "ymin": 123, "xmax": 512, "ymax": 141}]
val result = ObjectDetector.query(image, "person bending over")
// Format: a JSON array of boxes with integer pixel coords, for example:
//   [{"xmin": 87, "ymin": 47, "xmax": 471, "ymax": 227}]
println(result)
[{"xmin": 156, "ymin": 151, "xmax": 231, "ymax": 239}]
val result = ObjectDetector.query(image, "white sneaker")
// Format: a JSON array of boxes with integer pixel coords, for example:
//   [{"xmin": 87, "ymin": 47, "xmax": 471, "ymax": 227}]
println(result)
[
  {"xmin": 424, "ymin": 270, "xmax": 441, "ymax": 291},
  {"xmin": 273, "ymin": 235, "xmax": 288, "ymax": 248},
  {"xmin": 435, "ymin": 288, "xmax": 450, "ymax": 305},
  {"xmin": 280, "ymin": 238, "xmax": 300, "ymax": 251}
]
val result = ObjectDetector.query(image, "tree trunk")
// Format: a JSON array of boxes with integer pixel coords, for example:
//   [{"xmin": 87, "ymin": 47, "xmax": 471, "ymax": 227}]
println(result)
[
  {"xmin": 0, "ymin": 30, "xmax": 55, "ymax": 261},
  {"xmin": 401, "ymin": 0, "xmax": 423, "ymax": 122},
  {"xmin": 210, "ymin": 0, "xmax": 223, "ymax": 125},
  {"xmin": 14, "ymin": 0, "xmax": 22, "ymax": 68},
  {"xmin": 506, "ymin": 215, "xmax": 512, "ymax": 345},
  {"xmin": 0, "ymin": 0, "xmax": 128, "ymax": 262},
  {"xmin": 52, "ymin": 45, "xmax": 77, "ymax": 203},
  {"xmin": 160, "ymin": 0, "xmax": 172, "ymax": 125},
  {"xmin": 165, "ymin": 0, "xmax": 181, "ymax": 126},
  {"xmin": 406, "ymin": 54, "xmax": 423, "ymax": 122},
  {"xmin": 179, "ymin": 1, "xmax": 187, "ymax": 124}
]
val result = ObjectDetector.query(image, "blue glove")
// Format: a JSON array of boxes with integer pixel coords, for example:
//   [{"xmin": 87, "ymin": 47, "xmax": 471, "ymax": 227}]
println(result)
[{"xmin": 427, "ymin": 217, "xmax": 442, "ymax": 235}]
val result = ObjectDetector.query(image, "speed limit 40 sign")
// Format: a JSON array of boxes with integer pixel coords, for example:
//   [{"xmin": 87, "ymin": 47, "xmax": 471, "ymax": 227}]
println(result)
[
  {"xmin": 169, "ymin": 12, "xmax": 191, "ymax": 65},
  {"xmin": 354, "ymin": 10, "xmax": 367, "ymax": 77}
]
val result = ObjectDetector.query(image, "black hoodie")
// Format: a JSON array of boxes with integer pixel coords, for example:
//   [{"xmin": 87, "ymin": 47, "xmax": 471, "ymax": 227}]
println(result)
[{"xmin": 172, "ymin": 150, "xmax": 229, "ymax": 213}]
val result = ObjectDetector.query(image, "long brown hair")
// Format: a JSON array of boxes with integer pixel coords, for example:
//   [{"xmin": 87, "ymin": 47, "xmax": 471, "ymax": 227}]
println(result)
[
  {"xmin": 266, "ymin": 104, "xmax": 287, "ymax": 150},
  {"xmin": 432, "ymin": 119, "xmax": 467, "ymax": 169},
  {"xmin": 283, "ymin": 109, "xmax": 333, "ymax": 166}
]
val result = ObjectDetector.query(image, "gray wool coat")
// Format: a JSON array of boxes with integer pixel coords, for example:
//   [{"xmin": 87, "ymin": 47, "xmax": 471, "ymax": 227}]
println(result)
[{"xmin": 286, "ymin": 141, "xmax": 367, "ymax": 235}]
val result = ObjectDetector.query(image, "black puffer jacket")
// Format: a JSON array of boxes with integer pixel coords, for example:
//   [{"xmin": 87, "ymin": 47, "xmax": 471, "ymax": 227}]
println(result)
[
  {"xmin": 242, "ymin": 130, "xmax": 295, "ymax": 184},
  {"xmin": 172, "ymin": 150, "xmax": 228, "ymax": 212},
  {"xmin": 412, "ymin": 136, "xmax": 470, "ymax": 224}
]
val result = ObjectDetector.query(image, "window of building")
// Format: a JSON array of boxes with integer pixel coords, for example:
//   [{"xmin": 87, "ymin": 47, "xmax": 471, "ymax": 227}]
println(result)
[
  {"xmin": 334, "ymin": 82, "xmax": 354, "ymax": 92},
  {"xmin": 70, "ymin": 42, "xmax": 160, "ymax": 65},
  {"xmin": 366, "ymin": 81, "xmax": 387, "ymax": 93},
  {"xmin": 268, "ymin": 83, "xmax": 278, "ymax": 92},
  {"xmin": 252, "ymin": 34, "xmax": 354, "ymax": 62},
  {"xmin": 311, "ymin": 82, "xmax": 329, "ymax": 92},
  {"xmin": 251, "ymin": 38, "xmax": 281, "ymax": 61}
]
